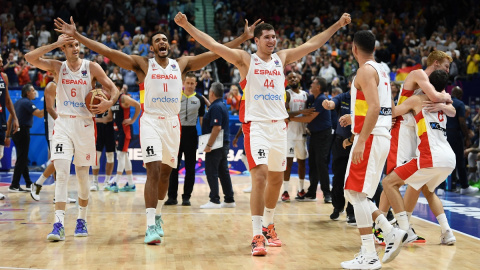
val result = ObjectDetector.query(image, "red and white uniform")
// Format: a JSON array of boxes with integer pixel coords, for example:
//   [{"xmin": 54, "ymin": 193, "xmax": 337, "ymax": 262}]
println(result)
[
  {"xmin": 139, "ymin": 58, "xmax": 182, "ymax": 167},
  {"xmin": 394, "ymin": 107, "xmax": 455, "ymax": 191},
  {"xmin": 51, "ymin": 60, "xmax": 96, "ymax": 166},
  {"xmin": 344, "ymin": 61, "xmax": 392, "ymax": 197},
  {"xmin": 287, "ymin": 88, "xmax": 308, "ymax": 159},
  {"xmin": 240, "ymin": 53, "xmax": 288, "ymax": 171},
  {"xmin": 386, "ymin": 88, "xmax": 423, "ymax": 174}
]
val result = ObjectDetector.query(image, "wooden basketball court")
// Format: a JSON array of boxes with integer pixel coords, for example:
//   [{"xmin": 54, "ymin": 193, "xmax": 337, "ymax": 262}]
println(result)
[{"xmin": 0, "ymin": 175, "xmax": 478, "ymax": 269}]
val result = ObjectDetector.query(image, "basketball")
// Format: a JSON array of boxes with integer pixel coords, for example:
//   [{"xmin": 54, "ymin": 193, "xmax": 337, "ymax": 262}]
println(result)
[{"xmin": 85, "ymin": 88, "xmax": 111, "ymax": 113}]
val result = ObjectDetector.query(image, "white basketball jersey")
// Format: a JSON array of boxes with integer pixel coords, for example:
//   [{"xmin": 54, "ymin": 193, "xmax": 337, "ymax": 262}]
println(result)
[
  {"xmin": 56, "ymin": 60, "xmax": 93, "ymax": 117},
  {"xmin": 287, "ymin": 89, "xmax": 308, "ymax": 140},
  {"xmin": 415, "ymin": 108, "xmax": 455, "ymax": 169},
  {"xmin": 350, "ymin": 60, "xmax": 392, "ymax": 137},
  {"xmin": 143, "ymin": 58, "xmax": 182, "ymax": 116},
  {"xmin": 239, "ymin": 53, "xmax": 289, "ymax": 122}
]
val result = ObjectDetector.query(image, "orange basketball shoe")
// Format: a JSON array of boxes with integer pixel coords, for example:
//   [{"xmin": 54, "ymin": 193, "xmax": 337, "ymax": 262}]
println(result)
[
  {"xmin": 262, "ymin": 223, "xmax": 282, "ymax": 247},
  {"xmin": 251, "ymin": 235, "xmax": 267, "ymax": 256}
]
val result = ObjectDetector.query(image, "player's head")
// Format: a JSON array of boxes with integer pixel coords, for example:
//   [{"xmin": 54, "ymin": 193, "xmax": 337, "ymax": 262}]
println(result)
[
  {"xmin": 451, "ymin": 86, "xmax": 463, "ymax": 100},
  {"xmin": 428, "ymin": 70, "xmax": 449, "ymax": 93},
  {"xmin": 114, "ymin": 80, "xmax": 125, "ymax": 93},
  {"xmin": 352, "ymin": 30, "xmax": 375, "ymax": 59},
  {"xmin": 183, "ymin": 72, "xmax": 197, "ymax": 93},
  {"xmin": 60, "ymin": 39, "xmax": 81, "ymax": 60},
  {"xmin": 427, "ymin": 50, "xmax": 452, "ymax": 73},
  {"xmin": 150, "ymin": 31, "xmax": 170, "ymax": 59},
  {"xmin": 209, "ymin": 82, "xmax": 224, "ymax": 101},
  {"xmin": 21, "ymin": 83, "xmax": 36, "ymax": 99},
  {"xmin": 286, "ymin": 71, "xmax": 300, "ymax": 89},
  {"xmin": 254, "ymin": 23, "xmax": 276, "ymax": 54}
]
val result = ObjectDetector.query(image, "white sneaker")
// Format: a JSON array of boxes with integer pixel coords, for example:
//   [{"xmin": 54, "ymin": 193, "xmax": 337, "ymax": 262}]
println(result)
[
  {"xmin": 200, "ymin": 201, "xmax": 221, "ymax": 209},
  {"xmin": 436, "ymin": 188, "xmax": 445, "ymax": 196},
  {"xmin": 0, "ymin": 193, "xmax": 5, "ymax": 200},
  {"xmin": 440, "ymin": 229, "xmax": 456, "ymax": 245},
  {"xmin": 341, "ymin": 247, "xmax": 381, "ymax": 270},
  {"xmin": 30, "ymin": 183, "xmax": 42, "ymax": 201},
  {"xmin": 243, "ymin": 185, "xmax": 252, "ymax": 193},
  {"xmin": 90, "ymin": 183, "xmax": 99, "ymax": 191},
  {"xmin": 68, "ymin": 197, "xmax": 77, "ymax": 203},
  {"xmin": 382, "ymin": 227, "xmax": 407, "ymax": 263},
  {"xmin": 460, "ymin": 186, "xmax": 479, "ymax": 195},
  {"xmin": 405, "ymin": 226, "xmax": 418, "ymax": 244},
  {"xmin": 221, "ymin": 202, "xmax": 236, "ymax": 208}
]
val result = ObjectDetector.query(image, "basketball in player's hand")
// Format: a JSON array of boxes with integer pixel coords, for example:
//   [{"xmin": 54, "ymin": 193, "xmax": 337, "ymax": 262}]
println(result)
[{"xmin": 85, "ymin": 88, "xmax": 111, "ymax": 113}]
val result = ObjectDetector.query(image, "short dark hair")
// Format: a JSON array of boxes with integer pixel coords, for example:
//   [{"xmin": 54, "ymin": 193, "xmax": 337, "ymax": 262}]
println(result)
[
  {"xmin": 451, "ymin": 86, "xmax": 463, "ymax": 99},
  {"xmin": 210, "ymin": 82, "xmax": 224, "ymax": 98},
  {"xmin": 114, "ymin": 80, "xmax": 124, "ymax": 88},
  {"xmin": 185, "ymin": 72, "xmax": 196, "ymax": 79},
  {"xmin": 21, "ymin": 83, "xmax": 33, "ymax": 98},
  {"xmin": 353, "ymin": 30, "xmax": 376, "ymax": 54},
  {"xmin": 254, "ymin": 23, "xmax": 274, "ymax": 39},
  {"xmin": 149, "ymin": 31, "xmax": 169, "ymax": 46},
  {"xmin": 313, "ymin": 76, "xmax": 328, "ymax": 93},
  {"xmin": 428, "ymin": 70, "xmax": 449, "ymax": 92}
]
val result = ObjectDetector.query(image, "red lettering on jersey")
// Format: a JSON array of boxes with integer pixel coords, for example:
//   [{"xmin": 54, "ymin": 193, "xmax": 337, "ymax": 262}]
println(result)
[
  {"xmin": 151, "ymin": 74, "xmax": 178, "ymax": 80},
  {"xmin": 61, "ymin": 79, "xmax": 87, "ymax": 85},
  {"xmin": 254, "ymin": 69, "xmax": 281, "ymax": 76}
]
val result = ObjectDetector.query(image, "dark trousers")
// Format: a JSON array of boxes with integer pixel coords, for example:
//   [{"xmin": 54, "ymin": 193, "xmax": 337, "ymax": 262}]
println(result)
[
  {"xmin": 307, "ymin": 128, "xmax": 332, "ymax": 198},
  {"xmin": 331, "ymin": 135, "xmax": 354, "ymax": 215},
  {"xmin": 440, "ymin": 129, "xmax": 468, "ymax": 189},
  {"xmin": 168, "ymin": 126, "xmax": 198, "ymax": 200},
  {"xmin": 10, "ymin": 127, "xmax": 32, "ymax": 188},
  {"xmin": 205, "ymin": 144, "xmax": 234, "ymax": 203}
]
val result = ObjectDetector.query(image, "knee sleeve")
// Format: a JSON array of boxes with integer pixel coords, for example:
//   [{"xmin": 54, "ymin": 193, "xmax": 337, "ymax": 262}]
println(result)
[
  {"xmin": 124, "ymin": 152, "xmax": 132, "ymax": 171},
  {"xmin": 54, "ymin": 159, "xmax": 71, "ymax": 203},
  {"xmin": 106, "ymin": 152, "xmax": 115, "ymax": 163},
  {"xmin": 241, "ymin": 154, "xmax": 249, "ymax": 170},
  {"xmin": 345, "ymin": 190, "xmax": 373, "ymax": 228},
  {"xmin": 116, "ymin": 151, "xmax": 126, "ymax": 173},
  {"xmin": 76, "ymin": 166, "xmax": 90, "ymax": 200},
  {"xmin": 92, "ymin": 151, "xmax": 102, "ymax": 170},
  {"xmin": 468, "ymin": 152, "xmax": 476, "ymax": 167}
]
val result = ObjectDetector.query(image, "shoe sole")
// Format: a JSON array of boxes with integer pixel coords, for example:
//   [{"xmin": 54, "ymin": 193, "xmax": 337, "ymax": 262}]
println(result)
[
  {"xmin": 346, "ymin": 222, "xmax": 357, "ymax": 227},
  {"xmin": 30, "ymin": 192, "xmax": 40, "ymax": 201},
  {"xmin": 145, "ymin": 238, "xmax": 162, "ymax": 245},
  {"xmin": 74, "ymin": 233, "xmax": 88, "ymax": 237},
  {"xmin": 281, "ymin": 199, "xmax": 290, "ymax": 202},
  {"xmin": 383, "ymin": 231, "xmax": 408, "ymax": 263},
  {"xmin": 47, "ymin": 234, "xmax": 65, "ymax": 241},
  {"xmin": 266, "ymin": 241, "xmax": 282, "ymax": 247},
  {"xmin": 252, "ymin": 248, "xmax": 267, "ymax": 256}
]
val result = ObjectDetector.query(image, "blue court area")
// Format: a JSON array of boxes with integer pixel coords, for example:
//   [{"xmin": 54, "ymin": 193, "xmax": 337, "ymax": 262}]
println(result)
[{"xmin": 1, "ymin": 171, "xmax": 479, "ymax": 240}]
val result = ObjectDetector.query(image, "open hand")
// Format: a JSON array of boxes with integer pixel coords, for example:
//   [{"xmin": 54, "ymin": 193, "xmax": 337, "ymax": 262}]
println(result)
[
  {"xmin": 122, "ymin": 118, "xmax": 134, "ymax": 126},
  {"xmin": 54, "ymin": 16, "xmax": 77, "ymax": 37},
  {"xmin": 57, "ymin": 34, "xmax": 75, "ymax": 46},
  {"xmin": 244, "ymin": 19, "xmax": 263, "ymax": 39},
  {"xmin": 91, "ymin": 96, "xmax": 112, "ymax": 114}
]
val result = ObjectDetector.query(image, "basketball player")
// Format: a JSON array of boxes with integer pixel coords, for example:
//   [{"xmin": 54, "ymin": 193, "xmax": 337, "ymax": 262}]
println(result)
[
  {"xmin": 0, "ymin": 55, "xmax": 19, "ymax": 200},
  {"xmin": 383, "ymin": 70, "xmax": 457, "ymax": 246},
  {"xmin": 30, "ymin": 79, "xmax": 76, "ymax": 203},
  {"xmin": 378, "ymin": 51, "xmax": 455, "ymax": 243},
  {"xmin": 283, "ymin": 71, "xmax": 309, "ymax": 202},
  {"xmin": 55, "ymin": 16, "xmax": 261, "ymax": 244},
  {"xmin": 25, "ymin": 34, "xmax": 119, "ymax": 241},
  {"xmin": 175, "ymin": 11, "xmax": 351, "ymax": 255},
  {"xmin": 95, "ymin": 80, "xmax": 141, "ymax": 191},
  {"xmin": 340, "ymin": 30, "xmax": 406, "ymax": 269},
  {"xmin": 90, "ymin": 103, "xmax": 116, "ymax": 191}
]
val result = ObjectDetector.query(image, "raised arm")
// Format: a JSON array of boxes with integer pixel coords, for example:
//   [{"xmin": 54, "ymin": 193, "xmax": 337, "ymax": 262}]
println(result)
[
  {"xmin": 181, "ymin": 18, "xmax": 262, "ymax": 73},
  {"xmin": 25, "ymin": 35, "xmax": 71, "ymax": 73},
  {"xmin": 121, "ymin": 95, "xmax": 141, "ymax": 125},
  {"xmin": 277, "ymin": 13, "xmax": 351, "ymax": 65},
  {"xmin": 54, "ymin": 17, "xmax": 146, "ymax": 73},
  {"xmin": 175, "ymin": 12, "xmax": 251, "ymax": 78},
  {"xmin": 89, "ymin": 62, "xmax": 119, "ymax": 114}
]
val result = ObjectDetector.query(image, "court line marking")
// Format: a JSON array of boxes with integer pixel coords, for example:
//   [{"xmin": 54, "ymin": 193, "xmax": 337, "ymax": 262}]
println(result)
[
  {"xmin": 0, "ymin": 267, "xmax": 50, "ymax": 270},
  {"xmin": 412, "ymin": 216, "xmax": 480, "ymax": 241}
]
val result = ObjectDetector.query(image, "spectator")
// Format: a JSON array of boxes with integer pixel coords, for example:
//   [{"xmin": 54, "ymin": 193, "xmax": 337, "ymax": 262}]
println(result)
[
  {"xmin": 14, "ymin": 57, "xmax": 32, "ymax": 86},
  {"xmin": 200, "ymin": 82, "xmax": 235, "ymax": 209},
  {"xmin": 391, "ymin": 81, "xmax": 400, "ymax": 105},
  {"xmin": 37, "ymin": 24, "xmax": 51, "ymax": 47},
  {"xmin": 138, "ymin": 37, "xmax": 150, "ymax": 57},
  {"xmin": 198, "ymin": 70, "xmax": 213, "ymax": 97},
  {"xmin": 226, "ymin": 84, "xmax": 241, "ymax": 115},
  {"xmin": 103, "ymin": 32, "xmax": 117, "ymax": 50},
  {"xmin": 466, "ymin": 47, "xmax": 480, "ymax": 77},
  {"xmin": 7, "ymin": 84, "xmax": 44, "ymax": 192},
  {"xmin": 4, "ymin": 53, "xmax": 19, "ymax": 87},
  {"xmin": 109, "ymin": 66, "xmax": 123, "ymax": 81},
  {"xmin": 319, "ymin": 58, "xmax": 337, "ymax": 86}
]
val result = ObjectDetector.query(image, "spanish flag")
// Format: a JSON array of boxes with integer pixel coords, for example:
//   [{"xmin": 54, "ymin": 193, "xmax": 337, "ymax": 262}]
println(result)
[{"xmin": 395, "ymin": 64, "xmax": 423, "ymax": 82}]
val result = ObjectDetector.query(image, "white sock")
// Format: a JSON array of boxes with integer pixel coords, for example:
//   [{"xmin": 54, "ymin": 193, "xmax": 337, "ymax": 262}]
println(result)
[
  {"xmin": 395, "ymin": 211, "xmax": 409, "ymax": 231},
  {"xmin": 406, "ymin": 211, "xmax": 413, "ymax": 222},
  {"xmin": 157, "ymin": 199, "xmax": 165, "ymax": 215},
  {"xmin": 36, "ymin": 174, "xmax": 48, "ymax": 186},
  {"xmin": 146, "ymin": 208, "xmax": 156, "ymax": 227},
  {"xmin": 298, "ymin": 179, "xmax": 305, "ymax": 191},
  {"xmin": 93, "ymin": 175, "xmax": 99, "ymax": 184},
  {"xmin": 375, "ymin": 214, "xmax": 392, "ymax": 234},
  {"xmin": 127, "ymin": 174, "xmax": 134, "ymax": 186},
  {"xmin": 106, "ymin": 175, "xmax": 112, "ymax": 184},
  {"xmin": 361, "ymin": 234, "xmax": 376, "ymax": 254},
  {"xmin": 55, "ymin": 210, "xmax": 65, "ymax": 225},
  {"xmin": 262, "ymin": 207, "xmax": 275, "ymax": 227},
  {"xmin": 252, "ymin": 215, "xmax": 263, "ymax": 236},
  {"xmin": 283, "ymin": 181, "xmax": 289, "ymax": 192},
  {"xmin": 78, "ymin": 206, "xmax": 87, "ymax": 221},
  {"xmin": 436, "ymin": 213, "xmax": 451, "ymax": 233}
]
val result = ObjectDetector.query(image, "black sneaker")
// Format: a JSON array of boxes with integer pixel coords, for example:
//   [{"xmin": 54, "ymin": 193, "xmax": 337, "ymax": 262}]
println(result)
[
  {"xmin": 164, "ymin": 199, "xmax": 178, "ymax": 205},
  {"xmin": 324, "ymin": 194, "xmax": 332, "ymax": 203},
  {"xmin": 8, "ymin": 186, "xmax": 27, "ymax": 193},
  {"xmin": 347, "ymin": 215, "xmax": 357, "ymax": 226},
  {"xmin": 387, "ymin": 210, "xmax": 397, "ymax": 224},
  {"xmin": 182, "ymin": 199, "xmax": 191, "ymax": 206},
  {"xmin": 330, "ymin": 209, "xmax": 342, "ymax": 220}
]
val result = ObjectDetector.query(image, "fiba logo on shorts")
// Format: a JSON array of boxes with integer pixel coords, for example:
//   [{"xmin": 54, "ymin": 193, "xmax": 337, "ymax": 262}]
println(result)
[
  {"xmin": 146, "ymin": 146, "xmax": 156, "ymax": 157},
  {"xmin": 55, "ymin": 144, "xmax": 64, "ymax": 154},
  {"xmin": 86, "ymin": 153, "xmax": 90, "ymax": 161},
  {"xmin": 258, "ymin": 149, "xmax": 266, "ymax": 159},
  {"xmin": 170, "ymin": 156, "xmax": 175, "ymax": 164},
  {"xmin": 282, "ymin": 159, "xmax": 285, "ymax": 166}
]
